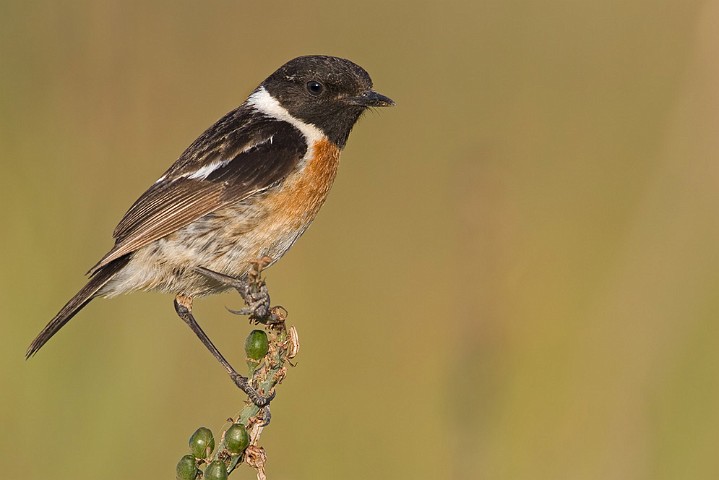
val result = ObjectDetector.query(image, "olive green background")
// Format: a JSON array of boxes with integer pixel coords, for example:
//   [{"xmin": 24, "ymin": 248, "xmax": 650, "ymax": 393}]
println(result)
[{"xmin": 3, "ymin": 1, "xmax": 719, "ymax": 479}]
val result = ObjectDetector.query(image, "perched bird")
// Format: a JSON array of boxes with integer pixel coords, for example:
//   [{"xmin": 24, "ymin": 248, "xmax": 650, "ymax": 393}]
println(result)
[{"xmin": 27, "ymin": 55, "xmax": 394, "ymax": 405}]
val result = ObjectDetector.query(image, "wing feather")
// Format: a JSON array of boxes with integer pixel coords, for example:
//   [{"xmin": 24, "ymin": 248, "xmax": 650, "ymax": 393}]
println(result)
[{"xmin": 88, "ymin": 113, "xmax": 307, "ymax": 275}]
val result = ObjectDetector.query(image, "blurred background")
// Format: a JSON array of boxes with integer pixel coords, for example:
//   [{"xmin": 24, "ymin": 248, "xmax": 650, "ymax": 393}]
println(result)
[{"xmin": 2, "ymin": 1, "xmax": 719, "ymax": 479}]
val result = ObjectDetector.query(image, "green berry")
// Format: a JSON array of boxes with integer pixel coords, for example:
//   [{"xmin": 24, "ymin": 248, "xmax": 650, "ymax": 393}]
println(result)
[
  {"xmin": 245, "ymin": 330, "xmax": 269, "ymax": 361},
  {"xmin": 176, "ymin": 454, "xmax": 198, "ymax": 480},
  {"xmin": 204, "ymin": 460, "xmax": 228, "ymax": 480},
  {"xmin": 189, "ymin": 427, "xmax": 215, "ymax": 459},
  {"xmin": 224, "ymin": 423, "xmax": 250, "ymax": 454}
]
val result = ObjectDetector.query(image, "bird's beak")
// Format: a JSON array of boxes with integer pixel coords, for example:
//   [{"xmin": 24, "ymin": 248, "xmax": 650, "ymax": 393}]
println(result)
[{"xmin": 347, "ymin": 90, "xmax": 395, "ymax": 107}]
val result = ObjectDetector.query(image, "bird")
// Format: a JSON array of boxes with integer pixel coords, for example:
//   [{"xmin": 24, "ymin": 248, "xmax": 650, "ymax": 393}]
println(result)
[{"xmin": 26, "ymin": 55, "xmax": 394, "ymax": 406}]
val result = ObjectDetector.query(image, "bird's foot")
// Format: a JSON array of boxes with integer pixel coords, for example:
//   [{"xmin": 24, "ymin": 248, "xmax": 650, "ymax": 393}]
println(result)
[
  {"xmin": 195, "ymin": 258, "xmax": 286, "ymax": 326},
  {"xmin": 230, "ymin": 371, "xmax": 276, "ymax": 407}
]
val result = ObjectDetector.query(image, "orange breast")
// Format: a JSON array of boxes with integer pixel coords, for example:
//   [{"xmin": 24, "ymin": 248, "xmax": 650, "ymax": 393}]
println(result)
[{"xmin": 267, "ymin": 137, "xmax": 342, "ymax": 229}]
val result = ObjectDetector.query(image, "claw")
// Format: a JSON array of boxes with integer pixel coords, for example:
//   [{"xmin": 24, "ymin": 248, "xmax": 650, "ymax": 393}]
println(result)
[
  {"xmin": 194, "ymin": 264, "xmax": 285, "ymax": 325},
  {"xmin": 260, "ymin": 406, "xmax": 272, "ymax": 426},
  {"xmin": 226, "ymin": 306, "xmax": 253, "ymax": 316}
]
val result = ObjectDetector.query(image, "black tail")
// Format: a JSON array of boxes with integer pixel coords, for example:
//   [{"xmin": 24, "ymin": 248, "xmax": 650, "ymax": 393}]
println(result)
[{"xmin": 26, "ymin": 257, "xmax": 130, "ymax": 358}]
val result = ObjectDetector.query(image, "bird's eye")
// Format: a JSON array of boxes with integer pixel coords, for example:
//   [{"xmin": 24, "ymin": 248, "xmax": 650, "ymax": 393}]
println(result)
[{"xmin": 306, "ymin": 81, "xmax": 324, "ymax": 96}]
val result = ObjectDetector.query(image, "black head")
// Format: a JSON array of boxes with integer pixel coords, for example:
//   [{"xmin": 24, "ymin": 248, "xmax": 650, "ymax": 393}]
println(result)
[{"xmin": 259, "ymin": 55, "xmax": 394, "ymax": 148}]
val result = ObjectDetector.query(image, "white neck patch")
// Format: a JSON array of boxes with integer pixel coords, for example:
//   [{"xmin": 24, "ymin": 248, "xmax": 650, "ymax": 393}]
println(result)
[{"xmin": 247, "ymin": 86, "xmax": 325, "ymax": 146}]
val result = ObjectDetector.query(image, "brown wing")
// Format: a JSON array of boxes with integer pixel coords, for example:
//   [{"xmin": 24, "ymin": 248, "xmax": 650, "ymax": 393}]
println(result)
[{"xmin": 88, "ymin": 115, "xmax": 308, "ymax": 275}]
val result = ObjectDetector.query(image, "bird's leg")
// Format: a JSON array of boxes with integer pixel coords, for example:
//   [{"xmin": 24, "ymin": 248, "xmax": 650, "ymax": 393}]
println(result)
[
  {"xmin": 173, "ymin": 295, "xmax": 275, "ymax": 407},
  {"xmin": 195, "ymin": 260, "xmax": 285, "ymax": 325}
]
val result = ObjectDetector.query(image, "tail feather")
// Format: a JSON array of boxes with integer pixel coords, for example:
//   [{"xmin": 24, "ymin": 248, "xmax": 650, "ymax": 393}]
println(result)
[{"xmin": 26, "ymin": 257, "xmax": 130, "ymax": 359}]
